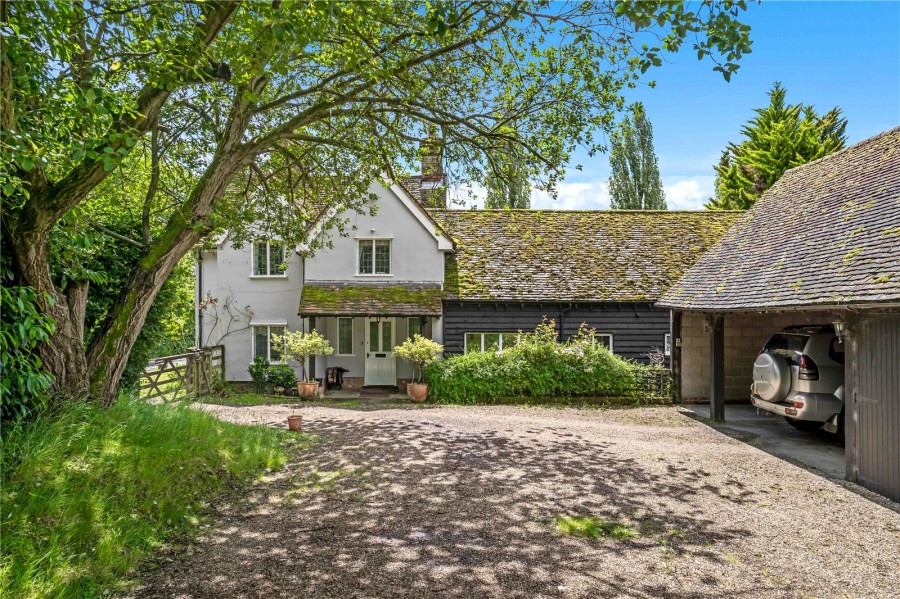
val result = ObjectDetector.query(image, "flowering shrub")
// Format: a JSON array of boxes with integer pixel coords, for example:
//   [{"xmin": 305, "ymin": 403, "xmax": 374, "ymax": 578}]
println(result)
[
  {"xmin": 425, "ymin": 320, "xmax": 669, "ymax": 404},
  {"xmin": 272, "ymin": 330, "xmax": 333, "ymax": 382},
  {"xmin": 393, "ymin": 335, "xmax": 443, "ymax": 383}
]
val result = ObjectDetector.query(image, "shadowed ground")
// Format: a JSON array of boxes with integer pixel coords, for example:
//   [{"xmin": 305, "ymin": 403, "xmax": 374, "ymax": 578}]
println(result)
[{"xmin": 127, "ymin": 405, "xmax": 900, "ymax": 598}]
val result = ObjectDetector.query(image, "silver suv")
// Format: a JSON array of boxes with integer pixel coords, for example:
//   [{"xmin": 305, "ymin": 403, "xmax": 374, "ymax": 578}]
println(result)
[{"xmin": 750, "ymin": 325, "xmax": 845, "ymax": 440}]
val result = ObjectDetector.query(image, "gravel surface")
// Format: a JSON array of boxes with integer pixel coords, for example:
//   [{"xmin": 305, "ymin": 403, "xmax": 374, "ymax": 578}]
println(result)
[{"xmin": 128, "ymin": 404, "xmax": 900, "ymax": 599}]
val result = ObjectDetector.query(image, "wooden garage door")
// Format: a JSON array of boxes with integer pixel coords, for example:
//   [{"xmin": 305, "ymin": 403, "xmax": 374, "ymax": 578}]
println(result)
[{"xmin": 852, "ymin": 315, "xmax": 900, "ymax": 501}]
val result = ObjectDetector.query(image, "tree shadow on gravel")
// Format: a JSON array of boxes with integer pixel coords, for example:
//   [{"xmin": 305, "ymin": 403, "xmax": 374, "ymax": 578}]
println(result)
[{"xmin": 129, "ymin": 414, "xmax": 781, "ymax": 599}]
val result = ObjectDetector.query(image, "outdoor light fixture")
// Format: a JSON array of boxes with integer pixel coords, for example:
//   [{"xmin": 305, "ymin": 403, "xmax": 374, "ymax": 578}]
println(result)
[{"xmin": 833, "ymin": 318, "xmax": 847, "ymax": 342}]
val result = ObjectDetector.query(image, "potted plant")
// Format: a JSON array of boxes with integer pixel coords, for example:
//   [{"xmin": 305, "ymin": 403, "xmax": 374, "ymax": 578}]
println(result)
[
  {"xmin": 248, "ymin": 356, "xmax": 269, "ymax": 394},
  {"xmin": 266, "ymin": 364, "xmax": 296, "ymax": 396},
  {"xmin": 393, "ymin": 334, "xmax": 443, "ymax": 402},
  {"xmin": 273, "ymin": 330, "xmax": 334, "ymax": 398}
]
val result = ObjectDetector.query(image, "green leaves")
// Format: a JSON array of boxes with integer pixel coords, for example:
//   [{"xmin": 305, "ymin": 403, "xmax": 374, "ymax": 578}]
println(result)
[
  {"xmin": 707, "ymin": 83, "xmax": 848, "ymax": 210},
  {"xmin": 0, "ymin": 273, "xmax": 57, "ymax": 419}
]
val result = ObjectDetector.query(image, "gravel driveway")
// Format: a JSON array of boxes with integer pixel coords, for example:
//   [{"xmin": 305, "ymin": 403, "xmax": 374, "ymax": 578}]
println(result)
[{"xmin": 129, "ymin": 404, "xmax": 900, "ymax": 598}]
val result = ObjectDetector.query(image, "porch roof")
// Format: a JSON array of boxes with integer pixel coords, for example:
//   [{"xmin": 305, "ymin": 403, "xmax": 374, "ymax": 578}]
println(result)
[{"xmin": 299, "ymin": 281, "xmax": 443, "ymax": 317}]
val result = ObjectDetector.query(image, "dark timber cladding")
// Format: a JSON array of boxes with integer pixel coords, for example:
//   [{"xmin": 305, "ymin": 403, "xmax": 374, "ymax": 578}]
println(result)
[
  {"xmin": 847, "ymin": 314, "xmax": 900, "ymax": 502},
  {"xmin": 443, "ymin": 301, "xmax": 671, "ymax": 363}
]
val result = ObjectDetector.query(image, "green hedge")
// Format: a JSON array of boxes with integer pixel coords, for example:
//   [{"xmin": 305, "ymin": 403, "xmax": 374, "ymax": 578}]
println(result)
[
  {"xmin": 0, "ymin": 398, "xmax": 297, "ymax": 598},
  {"xmin": 425, "ymin": 321, "xmax": 669, "ymax": 404}
]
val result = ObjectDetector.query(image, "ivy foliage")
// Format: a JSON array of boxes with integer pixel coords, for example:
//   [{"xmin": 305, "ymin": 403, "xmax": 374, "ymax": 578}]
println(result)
[
  {"xmin": 0, "ymin": 266, "xmax": 57, "ymax": 420},
  {"xmin": 426, "ymin": 320, "xmax": 666, "ymax": 404},
  {"xmin": 707, "ymin": 82, "xmax": 847, "ymax": 210}
]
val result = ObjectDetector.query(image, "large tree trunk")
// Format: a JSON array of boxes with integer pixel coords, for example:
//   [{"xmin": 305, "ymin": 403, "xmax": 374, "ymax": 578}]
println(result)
[
  {"xmin": 85, "ymin": 125, "xmax": 254, "ymax": 404},
  {"xmin": 4, "ymin": 218, "xmax": 92, "ymax": 398},
  {"xmin": 85, "ymin": 229, "xmax": 203, "ymax": 405}
]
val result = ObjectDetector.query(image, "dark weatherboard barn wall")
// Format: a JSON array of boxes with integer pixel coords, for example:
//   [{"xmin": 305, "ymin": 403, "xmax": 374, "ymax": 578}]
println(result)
[{"xmin": 442, "ymin": 301, "xmax": 671, "ymax": 364}]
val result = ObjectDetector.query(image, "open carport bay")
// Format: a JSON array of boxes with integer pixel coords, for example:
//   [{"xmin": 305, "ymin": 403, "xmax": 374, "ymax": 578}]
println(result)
[{"xmin": 687, "ymin": 404, "xmax": 846, "ymax": 480}]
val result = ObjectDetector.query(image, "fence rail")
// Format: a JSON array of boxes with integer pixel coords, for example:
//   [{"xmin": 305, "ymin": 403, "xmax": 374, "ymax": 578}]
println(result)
[
  {"xmin": 639, "ymin": 367, "xmax": 672, "ymax": 400},
  {"xmin": 139, "ymin": 345, "xmax": 224, "ymax": 401}
]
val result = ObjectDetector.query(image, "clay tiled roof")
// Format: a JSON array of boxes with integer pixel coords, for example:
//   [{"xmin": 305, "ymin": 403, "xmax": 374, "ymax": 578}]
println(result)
[
  {"xmin": 433, "ymin": 210, "xmax": 743, "ymax": 303},
  {"xmin": 299, "ymin": 282, "xmax": 443, "ymax": 316},
  {"xmin": 659, "ymin": 127, "xmax": 900, "ymax": 311}
]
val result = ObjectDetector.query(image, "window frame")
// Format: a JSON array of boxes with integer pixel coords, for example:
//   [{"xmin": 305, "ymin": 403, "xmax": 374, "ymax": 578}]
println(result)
[
  {"xmin": 336, "ymin": 317, "xmax": 355, "ymax": 356},
  {"xmin": 251, "ymin": 242, "xmax": 287, "ymax": 278},
  {"xmin": 356, "ymin": 238, "xmax": 392, "ymax": 276},
  {"xmin": 592, "ymin": 333, "xmax": 614, "ymax": 351},
  {"xmin": 251, "ymin": 324, "xmax": 286, "ymax": 363},
  {"xmin": 407, "ymin": 317, "xmax": 421, "ymax": 340},
  {"xmin": 464, "ymin": 332, "xmax": 519, "ymax": 353}
]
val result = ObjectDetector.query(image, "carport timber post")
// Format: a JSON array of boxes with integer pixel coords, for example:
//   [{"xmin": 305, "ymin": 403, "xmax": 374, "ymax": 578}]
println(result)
[{"xmin": 707, "ymin": 313, "xmax": 726, "ymax": 421}]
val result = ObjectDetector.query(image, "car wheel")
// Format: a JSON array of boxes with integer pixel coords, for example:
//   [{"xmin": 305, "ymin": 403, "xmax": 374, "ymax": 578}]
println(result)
[{"xmin": 784, "ymin": 417, "xmax": 823, "ymax": 432}]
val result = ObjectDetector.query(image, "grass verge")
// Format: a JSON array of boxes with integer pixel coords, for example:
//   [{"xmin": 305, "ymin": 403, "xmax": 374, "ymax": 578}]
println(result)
[{"xmin": 1, "ymin": 398, "xmax": 296, "ymax": 598}]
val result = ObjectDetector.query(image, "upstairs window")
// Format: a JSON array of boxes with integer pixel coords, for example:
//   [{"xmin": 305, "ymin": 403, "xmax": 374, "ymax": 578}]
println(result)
[
  {"xmin": 358, "ymin": 239, "xmax": 391, "ymax": 275},
  {"xmin": 253, "ymin": 242, "xmax": 286, "ymax": 276}
]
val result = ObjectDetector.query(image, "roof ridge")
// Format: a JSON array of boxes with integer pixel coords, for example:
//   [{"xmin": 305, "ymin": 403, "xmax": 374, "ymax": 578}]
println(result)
[
  {"xmin": 431, "ymin": 209, "xmax": 746, "ymax": 214},
  {"xmin": 782, "ymin": 125, "xmax": 900, "ymax": 175}
]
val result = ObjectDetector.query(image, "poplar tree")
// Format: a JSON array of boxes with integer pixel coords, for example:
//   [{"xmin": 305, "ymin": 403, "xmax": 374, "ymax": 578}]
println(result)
[{"xmin": 608, "ymin": 103, "xmax": 667, "ymax": 210}]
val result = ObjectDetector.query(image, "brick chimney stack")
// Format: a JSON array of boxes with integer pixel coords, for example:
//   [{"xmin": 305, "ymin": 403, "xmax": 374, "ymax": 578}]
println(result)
[{"xmin": 419, "ymin": 135, "xmax": 446, "ymax": 208}]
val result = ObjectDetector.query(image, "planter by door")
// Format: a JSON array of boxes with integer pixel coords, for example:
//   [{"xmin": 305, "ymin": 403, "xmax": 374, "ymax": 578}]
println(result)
[
  {"xmin": 297, "ymin": 381, "xmax": 319, "ymax": 398},
  {"xmin": 365, "ymin": 317, "xmax": 396, "ymax": 385},
  {"xmin": 407, "ymin": 383, "xmax": 428, "ymax": 403}
]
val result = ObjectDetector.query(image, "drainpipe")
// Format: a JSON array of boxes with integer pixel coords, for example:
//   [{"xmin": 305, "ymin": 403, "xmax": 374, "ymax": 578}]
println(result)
[{"xmin": 558, "ymin": 304, "xmax": 574, "ymax": 342}]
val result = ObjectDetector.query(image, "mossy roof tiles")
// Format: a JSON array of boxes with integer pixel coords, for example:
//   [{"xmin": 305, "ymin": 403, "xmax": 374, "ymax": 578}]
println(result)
[
  {"xmin": 659, "ymin": 127, "xmax": 900, "ymax": 311},
  {"xmin": 300, "ymin": 282, "xmax": 443, "ymax": 316},
  {"xmin": 433, "ymin": 209, "xmax": 743, "ymax": 303}
]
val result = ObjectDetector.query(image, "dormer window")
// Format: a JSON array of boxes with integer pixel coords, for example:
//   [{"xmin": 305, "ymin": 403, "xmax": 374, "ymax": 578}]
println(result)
[
  {"xmin": 358, "ymin": 239, "xmax": 391, "ymax": 275},
  {"xmin": 253, "ymin": 242, "xmax": 286, "ymax": 276}
]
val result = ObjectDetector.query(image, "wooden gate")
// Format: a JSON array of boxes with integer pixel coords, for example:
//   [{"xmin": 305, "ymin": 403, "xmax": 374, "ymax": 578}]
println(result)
[{"xmin": 139, "ymin": 345, "xmax": 224, "ymax": 401}]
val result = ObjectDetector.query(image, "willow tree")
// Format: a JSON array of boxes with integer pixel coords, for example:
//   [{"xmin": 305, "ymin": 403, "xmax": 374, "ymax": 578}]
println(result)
[{"xmin": 1, "ymin": 0, "xmax": 753, "ymax": 404}]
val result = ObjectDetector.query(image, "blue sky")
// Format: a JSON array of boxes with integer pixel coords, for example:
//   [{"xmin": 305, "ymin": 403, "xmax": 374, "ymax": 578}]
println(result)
[{"xmin": 524, "ymin": 1, "xmax": 900, "ymax": 210}]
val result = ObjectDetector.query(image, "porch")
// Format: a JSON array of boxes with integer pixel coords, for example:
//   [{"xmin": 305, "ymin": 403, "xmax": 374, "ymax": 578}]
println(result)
[{"xmin": 298, "ymin": 281, "xmax": 444, "ymax": 389}]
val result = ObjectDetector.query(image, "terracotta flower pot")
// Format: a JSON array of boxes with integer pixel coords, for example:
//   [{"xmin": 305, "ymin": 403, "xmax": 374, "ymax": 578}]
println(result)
[
  {"xmin": 297, "ymin": 381, "xmax": 319, "ymax": 399},
  {"xmin": 287, "ymin": 415, "xmax": 303, "ymax": 431},
  {"xmin": 407, "ymin": 383, "xmax": 428, "ymax": 403}
]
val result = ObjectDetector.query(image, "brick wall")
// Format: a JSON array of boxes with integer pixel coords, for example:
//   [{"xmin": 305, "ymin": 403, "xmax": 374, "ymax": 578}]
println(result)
[{"xmin": 679, "ymin": 310, "xmax": 842, "ymax": 402}]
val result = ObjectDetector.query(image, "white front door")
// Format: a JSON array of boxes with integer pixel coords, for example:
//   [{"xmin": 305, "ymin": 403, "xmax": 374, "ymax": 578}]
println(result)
[{"xmin": 365, "ymin": 317, "xmax": 396, "ymax": 386}]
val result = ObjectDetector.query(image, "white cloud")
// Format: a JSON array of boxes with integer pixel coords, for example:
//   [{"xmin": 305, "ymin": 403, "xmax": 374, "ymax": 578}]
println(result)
[
  {"xmin": 531, "ymin": 181, "xmax": 611, "ymax": 210},
  {"xmin": 449, "ymin": 175, "xmax": 714, "ymax": 211},
  {"xmin": 663, "ymin": 176, "xmax": 715, "ymax": 210}
]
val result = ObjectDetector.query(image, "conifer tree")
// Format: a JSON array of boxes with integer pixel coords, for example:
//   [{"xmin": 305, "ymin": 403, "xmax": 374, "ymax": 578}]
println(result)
[
  {"xmin": 608, "ymin": 103, "xmax": 667, "ymax": 210},
  {"xmin": 707, "ymin": 83, "xmax": 847, "ymax": 210}
]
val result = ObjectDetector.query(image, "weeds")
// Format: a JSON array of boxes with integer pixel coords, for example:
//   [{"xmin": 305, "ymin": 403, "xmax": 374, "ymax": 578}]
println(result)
[{"xmin": 555, "ymin": 515, "xmax": 638, "ymax": 540}]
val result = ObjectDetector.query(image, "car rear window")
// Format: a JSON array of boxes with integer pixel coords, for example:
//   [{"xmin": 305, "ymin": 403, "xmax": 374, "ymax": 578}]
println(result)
[{"xmin": 764, "ymin": 334, "xmax": 809, "ymax": 355}]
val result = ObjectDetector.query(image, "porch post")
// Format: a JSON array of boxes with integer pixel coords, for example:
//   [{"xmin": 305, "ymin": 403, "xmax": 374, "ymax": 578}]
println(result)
[
  {"xmin": 309, "ymin": 316, "xmax": 316, "ymax": 383},
  {"xmin": 671, "ymin": 310, "xmax": 682, "ymax": 403},
  {"xmin": 709, "ymin": 313, "xmax": 725, "ymax": 421}
]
